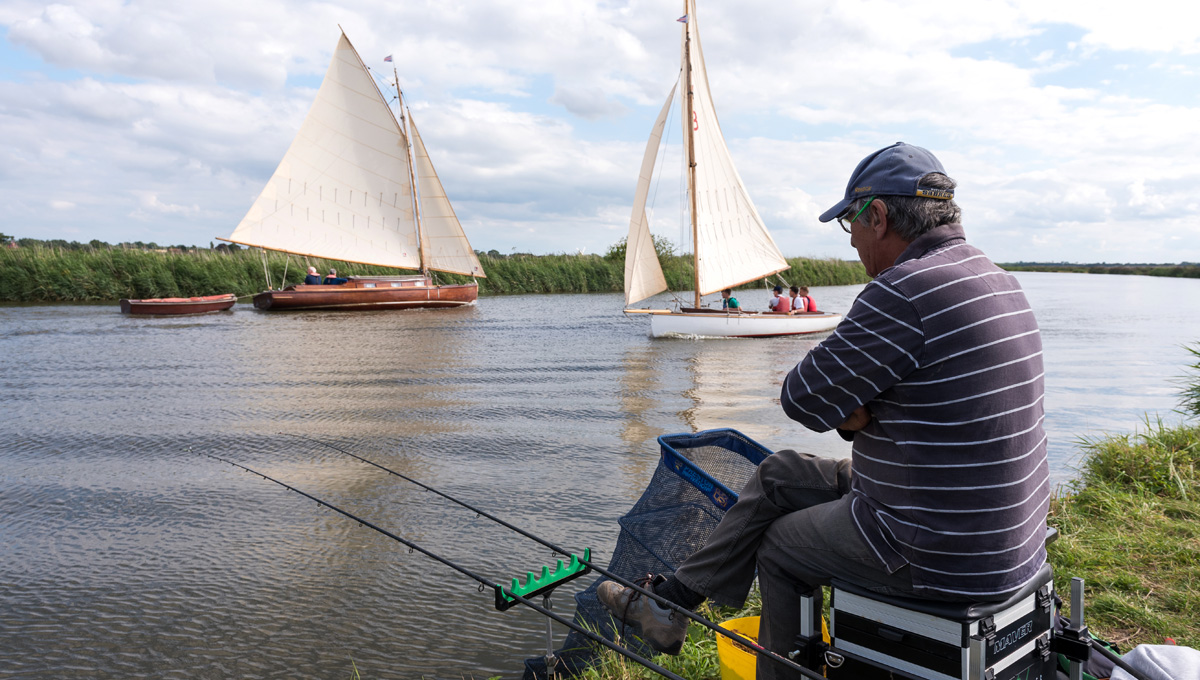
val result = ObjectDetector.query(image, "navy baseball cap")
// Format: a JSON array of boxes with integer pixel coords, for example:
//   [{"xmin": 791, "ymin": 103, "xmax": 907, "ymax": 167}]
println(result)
[{"xmin": 818, "ymin": 142, "xmax": 953, "ymax": 223}]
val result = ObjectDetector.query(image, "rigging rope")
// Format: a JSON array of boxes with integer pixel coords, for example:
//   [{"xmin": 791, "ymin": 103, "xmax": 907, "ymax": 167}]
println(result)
[{"xmin": 259, "ymin": 248, "xmax": 272, "ymax": 290}]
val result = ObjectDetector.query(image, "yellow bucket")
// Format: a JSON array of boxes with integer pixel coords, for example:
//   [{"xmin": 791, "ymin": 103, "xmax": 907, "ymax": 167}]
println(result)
[
  {"xmin": 715, "ymin": 615, "xmax": 829, "ymax": 680},
  {"xmin": 715, "ymin": 616, "xmax": 760, "ymax": 680}
]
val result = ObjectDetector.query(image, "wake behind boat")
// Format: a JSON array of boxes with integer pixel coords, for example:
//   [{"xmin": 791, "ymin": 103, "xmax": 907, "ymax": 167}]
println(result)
[
  {"xmin": 221, "ymin": 31, "xmax": 485, "ymax": 312},
  {"xmin": 622, "ymin": 0, "xmax": 841, "ymax": 338}
]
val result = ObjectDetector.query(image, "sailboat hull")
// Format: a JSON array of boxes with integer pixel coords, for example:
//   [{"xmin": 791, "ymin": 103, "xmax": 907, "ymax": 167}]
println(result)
[
  {"xmin": 252, "ymin": 278, "xmax": 478, "ymax": 311},
  {"xmin": 630, "ymin": 309, "xmax": 842, "ymax": 338}
]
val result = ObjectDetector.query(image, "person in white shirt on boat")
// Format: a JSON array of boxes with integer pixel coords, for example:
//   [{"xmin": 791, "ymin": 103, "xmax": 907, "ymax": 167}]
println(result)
[
  {"xmin": 788, "ymin": 286, "xmax": 806, "ymax": 313},
  {"xmin": 789, "ymin": 286, "xmax": 817, "ymax": 313},
  {"xmin": 767, "ymin": 285, "xmax": 791, "ymax": 313}
]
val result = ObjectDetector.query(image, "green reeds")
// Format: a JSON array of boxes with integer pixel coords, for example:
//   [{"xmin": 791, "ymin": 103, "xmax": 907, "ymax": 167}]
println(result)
[
  {"xmin": 1001, "ymin": 263, "xmax": 1200, "ymax": 278},
  {"xmin": 1179, "ymin": 343, "xmax": 1200, "ymax": 420},
  {"xmin": 0, "ymin": 246, "xmax": 870, "ymax": 302}
]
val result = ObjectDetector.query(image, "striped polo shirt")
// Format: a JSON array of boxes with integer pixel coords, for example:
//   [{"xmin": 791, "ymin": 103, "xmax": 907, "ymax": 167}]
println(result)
[{"xmin": 781, "ymin": 223, "xmax": 1049, "ymax": 598}]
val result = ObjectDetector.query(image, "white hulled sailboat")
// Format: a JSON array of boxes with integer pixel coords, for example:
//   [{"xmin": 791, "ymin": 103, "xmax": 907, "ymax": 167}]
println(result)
[
  {"xmin": 623, "ymin": 1, "xmax": 841, "ymax": 337},
  {"xmin": 221, "ymin": 31, "xmax": 485, "ymax": 311}
]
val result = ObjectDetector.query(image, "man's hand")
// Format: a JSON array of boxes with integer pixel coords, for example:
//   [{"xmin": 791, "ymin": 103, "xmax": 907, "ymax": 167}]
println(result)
[{"xmin": 839, "ymin": 405, "xmax": 872, "ymax": 431}]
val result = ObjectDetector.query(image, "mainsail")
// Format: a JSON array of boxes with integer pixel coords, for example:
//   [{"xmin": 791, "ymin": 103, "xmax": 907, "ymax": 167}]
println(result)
[
  {"xmin": 684, "ymin": 0, "xmax": 787, "ymax": 296},
  {"xmin": 224, "ymin": 32, "xmax": 484, "ymax": 278},
  {"xmin": 624, "ymin": 0, "xmax": 787, "ymax": 306}
]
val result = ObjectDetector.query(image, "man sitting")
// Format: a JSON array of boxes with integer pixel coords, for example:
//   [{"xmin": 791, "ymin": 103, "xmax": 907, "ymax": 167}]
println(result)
[
  {"xmin": 767, "ymin": 285, "xmax": 791, "ymax": 313},
  {"xmin": 721, "ymin": 288, "xmax": 740, "ymax": 311},
  {"xmin": 323, "ymin": 268, "xmax": 348, "ymax": 285},
  {"xmin": 304, "ymin": 266, "xmax": 322, "ymax": 285},
  {"xmin": 597, "ymin": 143, "xmax": 1050, "ymax": 679}
]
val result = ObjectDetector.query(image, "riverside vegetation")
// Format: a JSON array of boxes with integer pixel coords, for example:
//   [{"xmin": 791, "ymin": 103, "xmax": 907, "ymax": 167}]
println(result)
[
  {"xmin": 582, "ymin": 346, "xmax": 1200, "ymax": 680},
  {"xmin": 0, "ymin": 236, "xmax": 869, "ymax": 303},
  {"xmin": 1001, "ymin": 262, "xmax": 1200, "ymax": 279}
]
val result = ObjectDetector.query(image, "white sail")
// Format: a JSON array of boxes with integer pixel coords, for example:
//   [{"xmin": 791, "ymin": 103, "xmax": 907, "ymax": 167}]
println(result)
[
  {"xmin": 683, "ymin": 0, "xmax": 789, "ymax": 296},
  {"xmin": 409, "ymin": 114, "xmax": 486, "ymax": 278},
  {"xmin": 625, "ymin": 83, "xmax": 678, "ymax": 306},
  {"xmin": 223, "ymin": 33, "xmax": 422, "ymax": 269}
]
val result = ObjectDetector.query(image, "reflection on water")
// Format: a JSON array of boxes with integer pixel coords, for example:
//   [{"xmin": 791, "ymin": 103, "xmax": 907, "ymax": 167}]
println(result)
[
  {"xmin": 618, "ymin": 346, "xmax": 665, "ymax": 453},
  {"xmin": 2, "ymin": 275, "xmax": 1199, "ymax": 678},
  {"xmin": 678, "ymin": 334, "xmax": 825, "ymax": 443}
]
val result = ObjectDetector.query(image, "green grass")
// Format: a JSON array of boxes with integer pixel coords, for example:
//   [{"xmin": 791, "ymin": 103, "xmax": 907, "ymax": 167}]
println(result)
[
  {"xmin": 579, "ymin": 591, "xmax": 763, "ymax": 680},
  {"xmin": 0, "ymin": 245, "xmax": 870, "ymax": 302},
  {"xmin": 1049, "ymin": 416, "xmax": 1200, "ymax": 649}
]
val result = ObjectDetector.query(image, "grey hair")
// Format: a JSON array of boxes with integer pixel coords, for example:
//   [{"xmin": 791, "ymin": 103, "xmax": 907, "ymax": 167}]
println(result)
[{"xmin": 843, "ymin": 173, "xmax": 961, "ymax": 241}]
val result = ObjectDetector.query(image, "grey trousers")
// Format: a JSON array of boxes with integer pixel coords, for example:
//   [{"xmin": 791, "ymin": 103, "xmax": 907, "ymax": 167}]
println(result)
[{"xmin": 672, "ymin": 450, "xmax": 920, "ymax": 680}]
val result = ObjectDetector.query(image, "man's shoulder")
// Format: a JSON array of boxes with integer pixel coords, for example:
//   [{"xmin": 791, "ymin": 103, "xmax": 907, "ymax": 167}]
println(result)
[{"xmin": 884, "ymin": 241, "xmax": 1006, "ymax": 290}]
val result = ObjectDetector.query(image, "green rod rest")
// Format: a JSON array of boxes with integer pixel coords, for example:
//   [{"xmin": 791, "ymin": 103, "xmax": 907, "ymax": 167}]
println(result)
[{"xmin": 494, "ymin": 548, "xmax": 592, "ymax": 611}]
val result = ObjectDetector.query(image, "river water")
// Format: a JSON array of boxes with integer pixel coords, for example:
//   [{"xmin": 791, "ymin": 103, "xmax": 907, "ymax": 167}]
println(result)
[{"xmin": 2, "ymin": 272, "xmax": 1198, "ymax": 679}]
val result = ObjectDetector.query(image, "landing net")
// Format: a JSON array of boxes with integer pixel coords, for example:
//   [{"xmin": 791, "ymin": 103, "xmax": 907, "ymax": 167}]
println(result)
[{"xmin": 523, "ymin": 428, "xmax": 772, "ymax": 679}]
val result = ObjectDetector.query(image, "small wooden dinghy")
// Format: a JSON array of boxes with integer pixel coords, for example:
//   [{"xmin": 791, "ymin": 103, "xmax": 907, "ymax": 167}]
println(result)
[{"xmin": 119, "ymin": 293, "xmax": 237, "ymax": 315}]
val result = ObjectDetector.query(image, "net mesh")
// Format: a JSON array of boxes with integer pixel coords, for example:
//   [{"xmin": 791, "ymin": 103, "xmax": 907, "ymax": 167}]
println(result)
[{"xmin": 522, "ymin": 429, "xmax": 772, "ymax": 679}]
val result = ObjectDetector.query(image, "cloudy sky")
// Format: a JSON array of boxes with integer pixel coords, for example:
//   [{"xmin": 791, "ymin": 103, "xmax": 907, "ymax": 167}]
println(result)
[{"xmin": 2, "ymin": 0, "xmax": 1199, "ymax": 264}]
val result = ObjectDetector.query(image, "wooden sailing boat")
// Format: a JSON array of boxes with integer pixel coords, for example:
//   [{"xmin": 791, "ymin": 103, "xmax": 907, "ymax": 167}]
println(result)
[
  {"xmin": 623, "ymin": 1, "xmax": 841, "ymax": 338},
  {"xmin": 220, "ymin": 31, "xmax": 485, "ymax": 311}
]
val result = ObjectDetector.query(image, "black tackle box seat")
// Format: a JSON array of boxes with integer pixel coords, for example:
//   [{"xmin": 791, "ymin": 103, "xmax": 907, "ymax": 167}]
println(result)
[{"xmin": 827, "ymin": 563, "xmax": 1056, "ymax": 680}]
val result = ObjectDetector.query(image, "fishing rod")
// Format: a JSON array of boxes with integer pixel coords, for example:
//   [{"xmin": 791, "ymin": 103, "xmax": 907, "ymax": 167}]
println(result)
[
  {"xmin": 198, "ymin": 450, "xmax": 689, "ymax": 680},
  {"xmin": 285, "ymin": 433, "xmax": 827, "ymax": 680}
]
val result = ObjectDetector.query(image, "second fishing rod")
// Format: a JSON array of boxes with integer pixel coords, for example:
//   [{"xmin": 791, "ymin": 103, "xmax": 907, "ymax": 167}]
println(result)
[
  {"xmin": 288, "ymin": 433, "xmax": 826, "ymax": 680},
  {"xmin": 200, "ymin": 450, "xmax": 689, "ymax": 680}
]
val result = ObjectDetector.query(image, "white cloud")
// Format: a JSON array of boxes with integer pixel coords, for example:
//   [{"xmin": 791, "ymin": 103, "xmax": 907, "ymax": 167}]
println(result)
[{"xmin": 1, "ymin": 0, "xmax": 1199, "ymax": 263}]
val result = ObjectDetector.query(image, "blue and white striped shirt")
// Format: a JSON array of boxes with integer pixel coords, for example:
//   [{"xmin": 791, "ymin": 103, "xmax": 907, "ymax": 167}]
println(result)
[{"xmin": 782, "ymin": 224, "xmax": 1049, "ymax": 598}]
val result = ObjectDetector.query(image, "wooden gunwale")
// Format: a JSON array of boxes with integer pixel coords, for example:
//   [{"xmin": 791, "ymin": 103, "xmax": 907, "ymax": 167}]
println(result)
[{"xmin": 252, "ymin": 280, "xmax": 478, "ymax": 311}]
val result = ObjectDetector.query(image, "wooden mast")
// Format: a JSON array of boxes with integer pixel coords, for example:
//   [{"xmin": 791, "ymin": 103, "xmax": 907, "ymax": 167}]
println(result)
[
  {"xmin": 683, "ymin": 0, "xmax": 701, "ymax": 309},
  {"xmin": 395, "ymin": 65, "xmax": 429, "ymax": 279}
]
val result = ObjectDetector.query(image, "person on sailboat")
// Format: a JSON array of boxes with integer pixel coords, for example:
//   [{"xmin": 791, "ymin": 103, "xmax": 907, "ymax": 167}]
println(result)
[
  {"xmin": 789, "ymin": 286, "xmax": 816, "ymax": 313},
  {"xmin": 597, "ymin": 142, "xmax": 1049, "ymax": 679},
  {"xmin": 767, "ymin": 286, "xmax": 791, "ymax": 313},
  {"xmin": 304, "ymin": 267, "xmax": 322, "ymax": 285},
  {"xmin": 721, "ymin": 289, "xmax": 740, "ymax": 311},
  {"xmin": 788, "ymin": 286, "xmax": 807, "ymax": 313},
  {"xmin": 323, "ymin": 268, "xmax": 348, "ymax": 285}
]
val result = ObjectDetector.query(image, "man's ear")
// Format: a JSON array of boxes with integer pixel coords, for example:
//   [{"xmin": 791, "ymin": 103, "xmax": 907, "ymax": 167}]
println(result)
[{"xmin": 868, "ymin": 200, "xmax": 890, "ymax": 240}]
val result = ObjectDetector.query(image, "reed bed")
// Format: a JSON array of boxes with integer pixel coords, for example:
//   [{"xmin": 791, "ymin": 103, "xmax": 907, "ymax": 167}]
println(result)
[
  {"xmin": 1002, "ymin": 263, "xmax": 1200, "ymax": 278},
  {"xmin": 0, "ymin": 246, "xmax": 869, "ymax": 302}
]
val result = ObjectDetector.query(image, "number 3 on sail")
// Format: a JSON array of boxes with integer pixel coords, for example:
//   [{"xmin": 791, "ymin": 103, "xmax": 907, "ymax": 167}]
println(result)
[
  {"xmin": 622, "ymin": 0, "xmax": 842, "ymax": 338},
  {"xmin": 220, "ymin": 31, "xmax": 485, "ymax": 311}
]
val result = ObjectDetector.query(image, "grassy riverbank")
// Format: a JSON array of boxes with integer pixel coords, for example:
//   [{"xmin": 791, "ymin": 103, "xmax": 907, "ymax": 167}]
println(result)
[
  {"xmin": 582, "ymin": 361, "xmax": 1200, "ymax": 678},
  {"xmin": 0, "ymin": 245, "xmax": 869, "ymax": 302},
  {"xmin": 1001, "ymin": 262, "xmax": 1200, "ymax": 279}
]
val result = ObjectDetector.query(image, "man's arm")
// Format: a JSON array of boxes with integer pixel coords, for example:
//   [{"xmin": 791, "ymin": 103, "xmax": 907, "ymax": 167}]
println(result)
[{"xmin": 780, "ymin": 281, "xmax": 924, "ymax": 432}]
